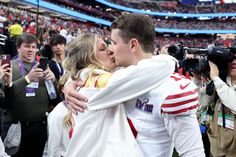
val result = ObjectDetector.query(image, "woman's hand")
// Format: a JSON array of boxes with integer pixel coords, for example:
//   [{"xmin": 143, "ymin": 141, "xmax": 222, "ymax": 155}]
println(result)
[{"xmin": 209, "ymin": 61, "xmax": 219, "ymax": 80}]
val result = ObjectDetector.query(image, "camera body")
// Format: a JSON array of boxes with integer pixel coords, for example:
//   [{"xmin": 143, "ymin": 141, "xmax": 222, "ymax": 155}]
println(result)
[
  {"xmin": 167, "ymin": 43, "xmax": 184, "ymax": 61},
  {"xmin": 184, "ymin": 47, "xmax": 235, "ymax": 79},
  {"xmin": 167, "ymin": 44, "xmax": 235, "ymax": 79}
]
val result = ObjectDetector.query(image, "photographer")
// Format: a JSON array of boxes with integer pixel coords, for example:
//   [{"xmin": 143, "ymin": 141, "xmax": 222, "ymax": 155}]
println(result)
[
  {"xmin": 207, "ymin": 55, "xmax": 236, "ymax": 157},
  {"xmin": 2, "ymin": 33, "xmax": 55, "ymax": 156},
  {"xmin": 191, "ymin": 72, "xmax": 214, "ymax": 157}
]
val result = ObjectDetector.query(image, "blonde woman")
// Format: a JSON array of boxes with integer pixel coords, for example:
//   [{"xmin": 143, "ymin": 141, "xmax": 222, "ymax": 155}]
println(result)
[
  {"xmin": 60, "ymin": 33, "xmax": 176, "ymax": 157},
  {"xmin": 44, "ymin": 33, "xmax": 117, "ymax": 157}
]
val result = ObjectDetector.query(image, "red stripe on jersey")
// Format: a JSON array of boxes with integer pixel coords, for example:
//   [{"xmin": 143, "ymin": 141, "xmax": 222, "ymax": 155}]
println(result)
[
  {"xmin": 127, "ymin": 118, "xmax": 137, "ymax": 139},
  {"xmin": 178, "ymin": 68, "xmax": 190, "ymax": 79},
  {"xmin": 162, "ymin": 96, "xmax": 198, "ymax": 108},
  {"xmin": 162, "ymin": 104, "xmax": 198, "ymax": 114},
  {"xmin": 166, "ymin": 88, "xmax": 198, "ymax": 100}
]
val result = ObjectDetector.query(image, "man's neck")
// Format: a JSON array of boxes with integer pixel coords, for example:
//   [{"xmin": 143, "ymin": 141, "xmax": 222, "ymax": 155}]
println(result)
[
  {"xmin": 141, "ymin": 53, "xmax": 153, "ymax": 60},
  {"xmin": 134, "ymin": 52, "xmax": 153, "ymax": 64},
  {"xmin": 54, "ymin": 54, "xmax": 65, "ymax": 63},
  {"xmin": 18, "ymin": 57, "xmax": 34, "ymax": 63}
]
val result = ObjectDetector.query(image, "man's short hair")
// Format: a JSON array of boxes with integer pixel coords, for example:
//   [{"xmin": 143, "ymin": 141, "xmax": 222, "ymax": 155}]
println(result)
[
  {"xmin": 50, "ymin": 34, "xmax": 66, "ymax": 46},
  {"xmin": 16, "ymin": 32, "xmax": 38, "ymax": 49},
  {"xmin": 111, "ymin": 13, "xmax": 155, "ymax": 53}
]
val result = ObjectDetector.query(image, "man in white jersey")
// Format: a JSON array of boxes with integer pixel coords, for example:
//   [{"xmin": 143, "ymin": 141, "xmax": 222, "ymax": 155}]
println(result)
[{"xmin": 64, "ymin": 14, "xmax": 205, "ymax": 157}]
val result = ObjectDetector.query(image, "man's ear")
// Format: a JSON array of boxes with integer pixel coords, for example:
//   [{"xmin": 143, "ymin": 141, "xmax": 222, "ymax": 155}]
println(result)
[{"xmin": 129, "ymin": 38, "xmax": 139, "ymax": 52}]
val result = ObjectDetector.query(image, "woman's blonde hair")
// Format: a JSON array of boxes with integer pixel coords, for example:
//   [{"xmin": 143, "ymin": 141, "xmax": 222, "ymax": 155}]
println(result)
[
  {"xmin": 57, "ymin": 71, "xmax": 71, "ymax": 95},
  {"xmin": 63, "ymin": 33, "xmax": 104, "ymax": 129},
  {"xmin": 63, "ymin": 33, "xmax": 104, "ymax": 81}
]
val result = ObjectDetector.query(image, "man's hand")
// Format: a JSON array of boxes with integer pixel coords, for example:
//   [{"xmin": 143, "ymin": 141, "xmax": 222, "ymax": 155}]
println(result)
[
  {"xmin": 27, "ymin": 63, "xmax": 44, "ymax": 82},
  {"xmin": 63, "ymin": 80, "xmax": 88, "ymax": 114},
  {"xmin": 43, "ymin": 66, "xmax": 56, "ymax": 81},
  {"xmin": 0, "ymin": 61, "xmax": 9, "ymax": 79},
  {"xmin": 3, "ymin": 65, "xmax": 12, "ymax": 86},
  {"xmin": 159, "ymin": 45, "xmax": 170, "ymax": 54},
  {"xmin": 209, "ymin": 61, "xmax": 219, "ymax": 80},
  {"xmin": 0, "ymin": 62, "xmax": 13, "ymax": 86},
  {"xmin": 191, "ymin": 73, "xmax": 201, "ymax": 81}
]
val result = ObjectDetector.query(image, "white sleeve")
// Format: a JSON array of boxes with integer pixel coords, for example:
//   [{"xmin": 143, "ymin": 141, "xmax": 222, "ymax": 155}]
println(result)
[
  {"xmin": 46, "ymin": 103, "xmax": 67, "ymax": 157},
  {"xmin": 163, "ymin": 114, "xmax": 205, "ymax": 157},
  {"xmin": 0, "ymin": 139, "xmax": 9, "ymax": 157},
  {"xmin": 161, "ymin": 78, "xmax": 199, "ymax": 116},
  {"xmin": 213, "ymin": 77, "xmax": 236, "ymax": 113},
  {"xmin": 88, "ymin": 55, "xmax": 176, "ymax": 110}
]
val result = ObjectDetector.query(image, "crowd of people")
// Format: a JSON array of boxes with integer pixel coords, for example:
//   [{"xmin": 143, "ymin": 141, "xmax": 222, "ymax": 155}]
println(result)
[
  {"xmin": 0, "ymin": 1, "xmax": 235, "ymax": 156},
  {"xmin": 44, "ymin": 0, "xmax": 115, "ymax": 21},
  {"xmin": 155, "ymin": 36, "xmax": 236, "ymax": 51},
  {"xmin": 154, "ymin": 18, "xmax": 236, "ymax": 30},
  {"xmin": 1, "ymin": 3, "xmax": 235, "ymax": 52},
  {"xmin": 109, "ymin": 0, "xmax": 236, "ymax": 13},
  {"xmin": 41, "ymin": 0, "xmax": 236, "ymax": 31}
]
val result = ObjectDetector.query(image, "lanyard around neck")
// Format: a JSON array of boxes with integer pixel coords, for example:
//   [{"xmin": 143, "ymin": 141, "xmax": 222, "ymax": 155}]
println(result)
[
  {"xmin": 53, "ymin": 59, "xmax": 63, "ymax": 76},
  {"xmin": 17, "ymin": 58, "xmax": 37, "ymax": 76}
]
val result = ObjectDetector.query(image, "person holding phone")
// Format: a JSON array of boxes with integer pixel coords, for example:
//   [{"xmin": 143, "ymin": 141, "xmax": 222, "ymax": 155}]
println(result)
[
  {"xmin": 2, "ymin": 32, "xmax": 56, "ymax": 157},
  {"xmin": 0, "ymin": 55, "xmax": 12, "ymax": 102},
  {"xmin": 0, "ymin": 58, "xmax": 12, "ymax": 157},
  {"xmin": 0, "ymin": 61, "xmax": 10, "ymax": 80},
  {"xmin": 0, "ymin": 57, "xmax": 12, "ymax": 113},
  {"xmin": 0, "ymin": 55, "xmax": 11, "ymax": 70}
]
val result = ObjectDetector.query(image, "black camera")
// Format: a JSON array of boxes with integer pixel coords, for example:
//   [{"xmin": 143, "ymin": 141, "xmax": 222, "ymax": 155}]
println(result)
[
  {"xmin": 167, "ymin": 43, "xmax": 184, "ymax": 61},
  {"xmin": 167, "ymin": 43, "xmax": 186, "ymax": 68},
  {"xmin": 183, "ymin": 46, "xmax": 236, "ymax": 79}
]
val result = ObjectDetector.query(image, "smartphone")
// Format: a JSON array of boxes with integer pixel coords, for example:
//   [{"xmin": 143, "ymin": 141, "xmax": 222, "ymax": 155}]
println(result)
[
  {"xmin": 0, "ymin": 54, "xmax": 11, "ymax": 68},
  {"xmin": 38, "ymin": 57, "xmax": 48, "ymax": 71}
]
